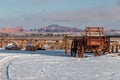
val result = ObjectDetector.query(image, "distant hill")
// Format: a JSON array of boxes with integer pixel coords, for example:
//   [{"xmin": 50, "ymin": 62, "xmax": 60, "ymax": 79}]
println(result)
[
  {"xmin": 32, "ymin": 24, "xmax": 83, "ymax": 32},
  {"xmin": 46, "ymin": 24, "xmax": 83, "ymax": 32},
  {"xmin": 0, "ymin": 26, "xmax": 27, "ymax": 33}
]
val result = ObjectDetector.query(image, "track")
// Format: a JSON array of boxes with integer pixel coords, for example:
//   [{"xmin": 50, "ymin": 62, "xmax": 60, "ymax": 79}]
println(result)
[
  {"xmin": 0, "ymin": 55, "xmax": 20, "ymax": 80},
  {"xmin": 0, "ymin": 54, "xmax": 38, "ymax": 80}
]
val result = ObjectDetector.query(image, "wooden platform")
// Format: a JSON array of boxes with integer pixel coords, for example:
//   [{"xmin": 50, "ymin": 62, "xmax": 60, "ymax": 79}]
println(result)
[
  {"xmin": 0, "ymin": 35, "xmax": 120, "ymax": 53},
  {"xmin": 64, "ymin": 34, "xmax": 120, "ymax": 55}
]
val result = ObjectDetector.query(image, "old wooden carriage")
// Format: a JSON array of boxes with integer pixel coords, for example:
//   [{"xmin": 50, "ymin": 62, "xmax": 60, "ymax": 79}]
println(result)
[{"xmin": 70, "ymin": 27, "xmax": 110, "ymax": 58}]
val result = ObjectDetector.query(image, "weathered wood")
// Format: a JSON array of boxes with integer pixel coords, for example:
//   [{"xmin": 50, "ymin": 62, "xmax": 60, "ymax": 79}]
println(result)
[
  {"xmin": 0, "ymin": 34, "xmax": 120, "ymax": 53},
  {"xmin": 115, "ymin": 45, "xmax": 119, "ymax": 53},
  {"xmin": 65, "ymin": 37, "xmax": 68, "ymax": 55},
  {"xmin": 111, "ymin": 46, "xmax": 114, "ymax": 53},
  {"xmin": 69, "ymin": 27, "xmax": 110, "ymax": 58}
]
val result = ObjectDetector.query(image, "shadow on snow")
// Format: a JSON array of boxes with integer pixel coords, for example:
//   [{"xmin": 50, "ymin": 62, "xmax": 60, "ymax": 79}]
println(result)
[{"xmin": 0, "ymin": 49, "xmax": 72, "ymax": 58}]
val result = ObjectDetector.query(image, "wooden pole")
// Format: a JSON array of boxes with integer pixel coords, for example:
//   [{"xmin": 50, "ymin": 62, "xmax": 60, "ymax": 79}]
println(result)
[
  {"xmin": 116, "ymin": 45, "xmax": 119, "ymax": 53},
  {"xmin": 65, "ymin": 37, "xmax": 68, "ymax": 55},
  {"xmin": 111, "ymin": 45, "xmax": 114, "ymax": 53},
  {"xmin": 107, "ymin": 36, "xmax": 110, "ymax": 53},
  {"xmin": 1, "ymin": 36, "xmax": 4, "ymax": 48},
  {"xmin": 21, "ymin": 40, "xmax": 24, "ymax": 49}
]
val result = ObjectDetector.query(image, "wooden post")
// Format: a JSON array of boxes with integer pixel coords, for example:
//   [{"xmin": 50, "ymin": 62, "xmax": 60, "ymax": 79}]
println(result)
[
  {"xmin": 65, "ymin": 37, "xmax": 68, "ymax": 55},
  {"xmin": 43, "ymin": 40, "xmax": 46, "ymax": 45},
  {"xmin": 56, "ymin": 40, "xmax": 59, "ymax": 50},
  {"xmin": 1, "ymin": 39, "xmax": 4, "ymax": 48},
  {"xmin": 0, "ymin": 40, "xmax": 1, "ymax": 47},
  {"xmin": 107, "ymin": 36, "xmax": 110, "ymax": 53},
  {"xmin": 21, "ymin": 40, "xmax": 24, "ymax": 49},
  {"xmin": 116, "ymin": 45, "xmax": 119, "ymax": 53},
  {"xmin": 119, "ymin": 45, "xmax": 120, "ymax": 52},
  {"xmin": 1, "ymin": 35, "xmax": 4, "ymax": 47},
  {"xmin": 111, "ymin": 45, "xmax": 114, "ymax": 53}
]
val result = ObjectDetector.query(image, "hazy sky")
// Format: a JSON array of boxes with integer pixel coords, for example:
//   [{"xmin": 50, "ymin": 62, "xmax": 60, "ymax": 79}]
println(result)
[{"xmin": 0, "ymin": 0, "xmax": 120, "ymax": 30}]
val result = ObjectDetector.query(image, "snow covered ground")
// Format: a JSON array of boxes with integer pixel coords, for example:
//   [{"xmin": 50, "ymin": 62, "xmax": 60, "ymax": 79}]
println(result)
[{"xmin": 0, "ymin": 49, "xmax": 120, "ymax": 80}]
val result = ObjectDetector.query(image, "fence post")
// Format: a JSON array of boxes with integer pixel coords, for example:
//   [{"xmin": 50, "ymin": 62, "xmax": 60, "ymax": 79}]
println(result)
[{"xmin": 65, "ymin": 37, "xmax": 68, "ymax": 55}]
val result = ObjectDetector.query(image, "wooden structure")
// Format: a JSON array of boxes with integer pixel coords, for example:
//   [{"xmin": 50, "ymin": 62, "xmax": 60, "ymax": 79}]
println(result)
[
  {"xmin": 109, "ymin": 35, "xmax": 120, "ymax": 53},
  {"xmin": 0, "ymin": 32, "xmax": 120, "ymax": 52},
  {"xmin": 0, "ymin": 35, "xmax": 65, "ymax": 50},
  {"xmin": 69, "ymin": 27, "xmax": 110, "ymax": 58}
]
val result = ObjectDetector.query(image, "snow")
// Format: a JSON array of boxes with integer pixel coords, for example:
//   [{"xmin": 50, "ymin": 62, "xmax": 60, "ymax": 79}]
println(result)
[
  {"xmin": 5, "ymin": 43, "xmax": 15, "ymax": 48},
  {"xmin": 0, "ymin": 48, "xmax": 120, "ymax": 80}
]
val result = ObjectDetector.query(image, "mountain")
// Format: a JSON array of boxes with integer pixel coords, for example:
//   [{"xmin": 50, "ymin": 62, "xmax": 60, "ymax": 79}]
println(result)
[
  {"xmin": 37, "ymin": 24, "xmax": 83, "ymax": 32},
  {"xmin": 15, "ymin": 26, "xmax": 27, "ymax": 32},
  {"xmin": 46, "ymin": 24, "xmax": 83, "ymax": 32},
  {"xmin": 0, "ymin": 26, "xmax": 27, "ymax": 33}
]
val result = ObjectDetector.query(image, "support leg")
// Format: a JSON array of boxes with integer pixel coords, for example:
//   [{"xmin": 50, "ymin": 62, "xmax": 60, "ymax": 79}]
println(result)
[
  {"xmin": 94, "ymin": 48, "xmax": 101, "ymax": 57},
  {"xmin": 78, "ymin": 45, "xmax": 84, "ymax": 58}
]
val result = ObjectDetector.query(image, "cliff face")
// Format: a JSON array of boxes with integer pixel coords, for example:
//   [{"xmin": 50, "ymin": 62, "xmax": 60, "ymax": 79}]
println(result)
[{"xmin": 0, "ymin": 26, "xmax": 27, "ymax": 33}]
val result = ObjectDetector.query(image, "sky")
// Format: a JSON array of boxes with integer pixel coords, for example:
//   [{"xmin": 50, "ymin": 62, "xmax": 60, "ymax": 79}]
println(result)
[{"xmin": 0, "ymin": 0, "xmax": 120, "ymax": 30}]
